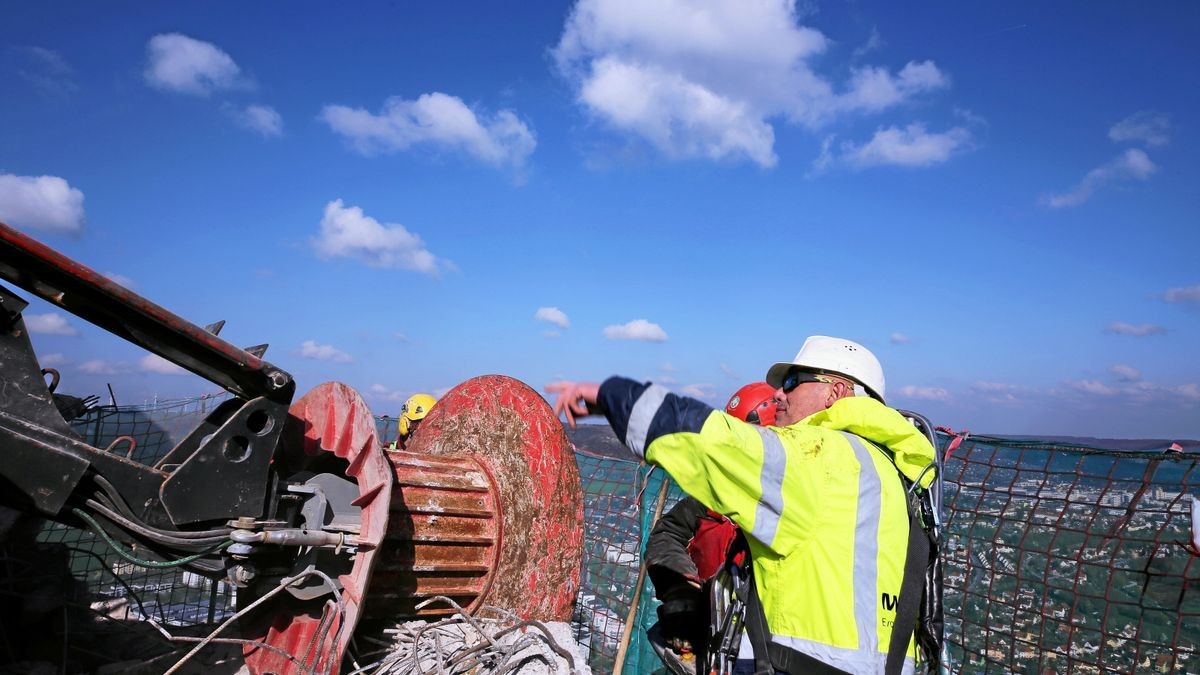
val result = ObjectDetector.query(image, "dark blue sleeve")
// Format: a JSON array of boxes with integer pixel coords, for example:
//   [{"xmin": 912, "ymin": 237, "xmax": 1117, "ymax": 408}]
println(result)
[{"xmin": 598, "ymin": 376, "xmax": 714, "ymax": 456}]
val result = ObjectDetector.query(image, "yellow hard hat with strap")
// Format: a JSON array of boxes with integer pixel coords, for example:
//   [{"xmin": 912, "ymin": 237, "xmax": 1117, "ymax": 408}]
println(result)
[{"xmin": 399, "ymin": 393, "xmax": 437, "ymax": 436}]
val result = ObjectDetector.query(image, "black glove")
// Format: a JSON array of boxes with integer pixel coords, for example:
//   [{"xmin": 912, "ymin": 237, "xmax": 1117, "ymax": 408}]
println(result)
[{"xmin": 657, "ymin": 584, "xmax": 705, "ymax": 655}]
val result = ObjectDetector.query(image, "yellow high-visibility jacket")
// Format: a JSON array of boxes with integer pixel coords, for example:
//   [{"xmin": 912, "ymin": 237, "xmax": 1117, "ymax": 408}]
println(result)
[{"xmin": 597, "ymin": 377, "xmax": 936, "ymax": 675}]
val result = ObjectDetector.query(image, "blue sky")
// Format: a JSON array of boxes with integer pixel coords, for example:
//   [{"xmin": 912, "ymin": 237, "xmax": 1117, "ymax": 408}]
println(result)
[{"xmin": 2, "ymin": 1, "xmax": 1197, "ymax": 438}]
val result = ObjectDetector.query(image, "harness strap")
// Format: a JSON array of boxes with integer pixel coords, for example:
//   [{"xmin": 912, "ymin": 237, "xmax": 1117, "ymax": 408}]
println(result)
[
  {"xmin": 743, "ymin": 570, "xmax": 775, "ymax": 675},
  {"xmin": 767, "ymin": 643, "xmax": 850, "ymax": 675},
  {"xmin": 886, "ymin": 494, "xmax": 929, "ymax": 675}
]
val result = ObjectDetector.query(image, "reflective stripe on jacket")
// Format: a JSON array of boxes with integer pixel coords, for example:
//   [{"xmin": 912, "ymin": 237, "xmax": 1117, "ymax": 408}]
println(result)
[{"xmin": 598, "ymin": 376, "xmax": 936, "ymax": 675}]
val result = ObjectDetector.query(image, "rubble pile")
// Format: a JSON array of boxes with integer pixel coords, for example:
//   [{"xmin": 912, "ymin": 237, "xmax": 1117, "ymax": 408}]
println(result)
[{"xmin": 351, "ymin": 598, "xmax": 591, "ymax": 675}]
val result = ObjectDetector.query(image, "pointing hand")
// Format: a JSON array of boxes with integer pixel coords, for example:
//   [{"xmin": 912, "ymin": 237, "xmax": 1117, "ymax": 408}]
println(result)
[{"xmin": 544, "ymin": 381, "xmax": 600, "ymax": 428}]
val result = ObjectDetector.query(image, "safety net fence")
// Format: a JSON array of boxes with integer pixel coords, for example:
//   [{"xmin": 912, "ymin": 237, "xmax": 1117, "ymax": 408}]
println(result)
[
  {"xmin": 6, "ymin": 394, "xmax": 1198, "ymax": 674},
  {"xmin": 4, "ymin": 394, "xmax": 242, "ymax": 670},
  {"xmin": 940, "ymin": 434, "xmax": 1198, "ymax": 674}
]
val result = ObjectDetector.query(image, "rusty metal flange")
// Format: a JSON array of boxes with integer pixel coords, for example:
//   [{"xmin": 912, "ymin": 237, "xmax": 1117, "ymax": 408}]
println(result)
[
  {"xmin": 243, "ymin": 375, "xmax": 583, "ymax": 673},
  {"xmin": 404, "ymin": 374, "xmax": 584, "ymax": 621},
  {"xmin": 243, "ymin": 382, "xmax": 393, "ymax": 675},
  {"xmin": 363, "ymin": 448, "xmax": 504, "ymax": 616}
]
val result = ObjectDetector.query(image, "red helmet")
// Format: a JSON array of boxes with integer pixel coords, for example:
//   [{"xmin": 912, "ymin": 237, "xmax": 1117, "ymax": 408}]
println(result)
[{"xmin": 724, "ymin": 382, "xmax": 778, "ymax": 426}]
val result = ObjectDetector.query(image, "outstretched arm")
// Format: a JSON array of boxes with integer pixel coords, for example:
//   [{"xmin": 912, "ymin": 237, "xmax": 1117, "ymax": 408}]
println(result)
[{"xmin": 549, "ymin": 376, "xmax": 788, "ymax": 554}]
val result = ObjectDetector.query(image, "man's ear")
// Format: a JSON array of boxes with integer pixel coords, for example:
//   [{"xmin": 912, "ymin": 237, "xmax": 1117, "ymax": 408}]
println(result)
[{"xmin": 826, "ymin": 381, "xmax": 848, "ymax": 407}]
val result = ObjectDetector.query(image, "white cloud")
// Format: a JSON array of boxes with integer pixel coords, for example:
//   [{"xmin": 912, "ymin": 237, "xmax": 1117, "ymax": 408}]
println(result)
[
  {"xmin": 989, "ymin": 370, "xmax": 1200, "ymax": 409},
  {"xmin": 144, "ymin": 33, "xmax": 246, "ymax": 96},
  {"xmin": 225, "ymin": 104, "xmax": 283, "ymax": 138},
  {"xmin": 809, "ymin": 135, "xmax": 836, "ymax": 175},
  {"xmin": 14, "ymin": 46, "xmax": 77, "ymax": 97},
  {"xmin": 103, "ymin": 272, "xmax": 135, "ymax": 288},
  {"xmin": 851, "ymin": 27, "xmax": 884, "ymax": 60},
  {"xmin": 1044, "ymin": 148, "xmax": 1156, "ymax": 209},
  {"xmin": 297, "ymin": 340, "xmax": 353, "ymax": 363},
  {"xmin": 79, "ymin": 359, "xmax": 127, "ymax": 375},
  {"xmin": 1106, "ymin": 321, "xmax": 1167, "ymax": 337},
  {"xmin": 898, "ymin": 385, "xmax": 949, "ymax": 401},
  {"xmin": 554, "ymin": 0, "xmax": 950, "ymax": 167},
  {"xmin": 603, "ymin": 319, "xmax": 669, "ymax": 342},
  {"xmin": 972, "ymin": 381, "xmax": 1019, "ymax": 393},
  {"xmin": 313, "ymin": 199, "xmax": 450, "ymax": 275},
  {"xmin": 1108, "ymin": 111, "xmax": 1170, "ymax": 147},
  {"xmin": 1043, "ymin": 377, "xmax": 1200, "ymax": 406},
  {"xmin": 0, "ymin": 174, "xmax": 85, "ymax": 234},
  {"xmin": 577, "ymin": 57, "xmax": 778, "ymax": 166},
  {"xmin": 890, "ymin": 332, "xmax": 911, "ymax": 344},
  {"xmin": 1065, "ymin": 379, "xmax": 1117, "ymax": 396},
  {"xmin": 1108, "ymin": 364, "xmax": 1141, "ymax": 382},
  {"xmin": 535, "ymin": 307, "xmax": 571, "ymax": 329},
  {"xmin": 719, "ymin": 363, "xmax": 738, "ymax": 379},
  {"xmin": 971, "ymin": 380, "xmax": 1023, "ymax": 403},
  {"xmin": 836, "ymin": 123, "xmax": 971, "ymax": 169},
  {"xmin": 367, "ymin": 383, "xmax": 408, "ymax": 403},
  {"xmin": 25, "ymin": 312, "xmax": 79, "ymax": 335},
  {"xmin": 655, "ymin": 365, "xmax": 679, "ymax": 384},
  {"xmin": 839, "ymin": 62, "xmax": 949, "ymax": 113},
  {"xmin": 952, "ymin": 107, "xmax": 989, "ymax": 128},
  {"xmin": 39, "ymin": 352, "xmax": 69, "ymax": 367},
  {"xmin": 1164, "ymin": 285, "xmax": 1200, "ymax": 306},
  {"xmin": 1122, "ymin": 380, "xmax": 1161, "ymax": 404},
  {"xmin": 139, "ymin": 354, "xmax": 187, "ymax": 375},
  {"xmin": 680, "ymin": 383, "xmax": 716, "ymax": 399},
  {"xmin": 321, "ymin": 92, "xmax": 535, "ymax": 170}
]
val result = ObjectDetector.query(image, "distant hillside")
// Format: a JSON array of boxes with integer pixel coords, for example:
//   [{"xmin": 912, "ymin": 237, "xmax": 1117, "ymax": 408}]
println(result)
[
  {"xmin": 566, "ymin": 424, "xmax": 632, "ymax": 460},
  {"xmin": 989, "ymin": 436, "xmax": 1198, "ymax": 453}
]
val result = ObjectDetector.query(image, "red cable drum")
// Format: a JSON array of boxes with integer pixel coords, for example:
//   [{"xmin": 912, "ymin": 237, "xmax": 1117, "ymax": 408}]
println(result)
[{"xmin": 244, "ymin": 375, "xmax": 583, "ymax": 673}]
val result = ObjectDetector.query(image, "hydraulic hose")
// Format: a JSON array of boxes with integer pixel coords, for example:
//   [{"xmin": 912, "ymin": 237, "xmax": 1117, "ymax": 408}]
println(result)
[
  {"xmin": 72, "ymin": 507, "xmax": 231, "ymax": 569},
  {"xmin": 92, "ymin": 473, "xmax": 232, "ymax": 538},
  {"xmin": 84, "ymin": 499, "xmax": 230, "ymax": 549}
]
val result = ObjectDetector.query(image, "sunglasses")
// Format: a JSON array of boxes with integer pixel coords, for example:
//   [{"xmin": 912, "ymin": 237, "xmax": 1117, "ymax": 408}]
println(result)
[{"xmin": 780, "ymin": 369, "xmax": 836, "ymax": 393}]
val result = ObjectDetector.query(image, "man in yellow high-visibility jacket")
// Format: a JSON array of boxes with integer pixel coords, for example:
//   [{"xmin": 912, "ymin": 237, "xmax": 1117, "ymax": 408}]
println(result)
[{"xmin": 547, "ymin": 336, "xmax": 936, "ymax": 675}]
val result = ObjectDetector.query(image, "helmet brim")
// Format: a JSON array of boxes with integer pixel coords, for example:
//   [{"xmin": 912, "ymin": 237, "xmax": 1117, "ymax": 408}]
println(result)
[
  {"xmin": 764, "ymin": 362, "xmax": 885, "ymax": 403},
  {"xmin": 765, "ymin": 362, "xmax": 794, "ymax": 389}
]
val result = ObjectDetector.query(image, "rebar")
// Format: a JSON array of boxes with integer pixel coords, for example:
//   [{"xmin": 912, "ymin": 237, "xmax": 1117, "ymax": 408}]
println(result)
[{"xmin": 353, "ymin": 597, "xmax": 581, "ymax": 675}]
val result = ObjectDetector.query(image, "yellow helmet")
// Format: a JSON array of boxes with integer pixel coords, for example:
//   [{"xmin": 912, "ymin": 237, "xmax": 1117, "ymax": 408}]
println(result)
[{"xmin": 398, "ymin": 393, "xmax": 437, "ymax": 436}]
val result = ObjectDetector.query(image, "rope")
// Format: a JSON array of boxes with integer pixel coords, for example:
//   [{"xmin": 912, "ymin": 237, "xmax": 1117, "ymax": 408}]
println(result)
[
  {"xmin": 162, "ymin": 566, "xmax": 335, "ymax": 675},
  {"xmin": 935, "ymin": 426, "xmax": 969, "ymax": 461}
]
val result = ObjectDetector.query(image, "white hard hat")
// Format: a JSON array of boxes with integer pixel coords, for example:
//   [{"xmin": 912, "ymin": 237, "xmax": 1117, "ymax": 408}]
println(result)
[{"xmin": 765, "ymin": 336, "xmax": 886, "ymax": 403}]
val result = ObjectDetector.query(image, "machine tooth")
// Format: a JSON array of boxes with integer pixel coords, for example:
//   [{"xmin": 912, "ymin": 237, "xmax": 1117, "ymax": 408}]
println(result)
[{"xmin": 242, "ymin": 343, "xmax": 268, "ymax": 358}]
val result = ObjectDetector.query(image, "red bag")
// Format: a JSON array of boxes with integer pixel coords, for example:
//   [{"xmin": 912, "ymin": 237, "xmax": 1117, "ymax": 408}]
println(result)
[{"xmin": 686, "ymin": 510, "xmax": 746, "ymax": 582}]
